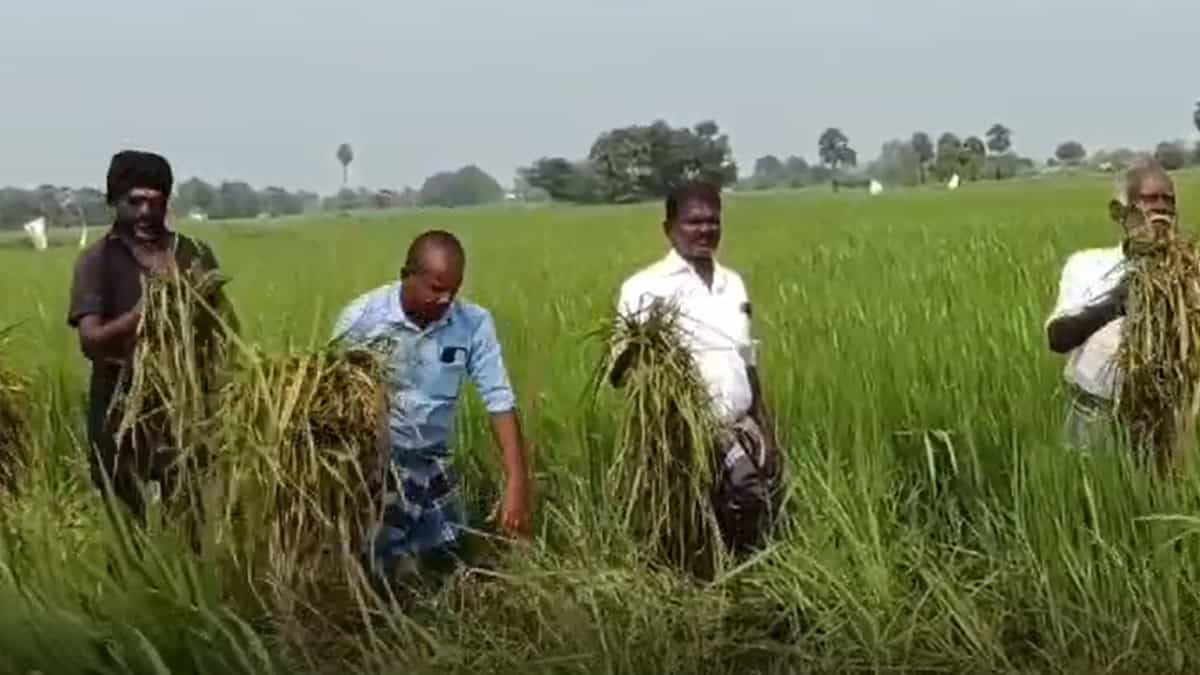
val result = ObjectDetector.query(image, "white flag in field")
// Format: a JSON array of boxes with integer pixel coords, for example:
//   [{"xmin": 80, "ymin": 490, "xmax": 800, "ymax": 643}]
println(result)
[
  {"xmin": 22, "ymin": 217, "xmax": 47, "ymax": 251},
  {"xmin": 78, "ymin": 222, "xmax": 89, "ymax": 249},
  {"xmin": 947, "ymin": 174, "xmax": 961, "ymax": 190},
  {"xmin": 869, "ymin": 179, "xmax": 883, "ymax": 196}
]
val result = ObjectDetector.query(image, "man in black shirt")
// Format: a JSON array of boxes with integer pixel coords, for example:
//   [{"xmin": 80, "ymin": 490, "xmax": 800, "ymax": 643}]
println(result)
[{"xmin": 67, "ymin": 150, "xmax": 233, "ymax": 521}]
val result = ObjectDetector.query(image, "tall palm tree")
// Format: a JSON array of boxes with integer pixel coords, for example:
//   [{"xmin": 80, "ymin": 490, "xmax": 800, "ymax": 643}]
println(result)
[{"xmin": 336, "ymin": 143, "xmax": 355, "ymax": 187}]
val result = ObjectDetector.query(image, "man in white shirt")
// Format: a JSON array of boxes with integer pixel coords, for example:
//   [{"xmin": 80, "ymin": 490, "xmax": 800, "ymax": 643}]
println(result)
[
  {"xmin": 610, "ymin": 181, "xmax": 782, "ymax": 555},
  {"xmin": 1046, "ymin": 163, "xmax": 1178, "ymax": 449}
]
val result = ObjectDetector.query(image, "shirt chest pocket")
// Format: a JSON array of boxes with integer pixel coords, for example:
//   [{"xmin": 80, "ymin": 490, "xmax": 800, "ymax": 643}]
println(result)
[
  {"xmin": 427, "ymin": 344, "xmax": 469, "ymax": 399},
  {"xmin": 692, "ymin": 295, "xmax": 752, "ymax": 346}
]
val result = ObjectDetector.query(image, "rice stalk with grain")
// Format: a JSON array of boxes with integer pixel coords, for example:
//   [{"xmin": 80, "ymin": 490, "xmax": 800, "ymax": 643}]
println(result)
[
  {"xmin": 0, "ymin": 325, "xmax": 28, "ymax": 490},
  {"xmin": 213, "ymin": 342, "xmax": 390, "ymax": 631},
  {"xmin": 112, "ymin": 265, "xmax": 237, "ymax": 515},
  {"xmin": 1117, "ymin": 219, "xmax": 1200, "ymax": 473},
  {"xmin": 589, "ymin": 299, "xmax": 726, "ymax": 579}
]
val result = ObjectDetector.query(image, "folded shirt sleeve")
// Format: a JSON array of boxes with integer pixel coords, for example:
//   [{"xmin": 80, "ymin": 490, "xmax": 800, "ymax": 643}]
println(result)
[
  {"xmin": 331, "ymin": 293, "xmax": 371, "ymax": 344},
  {"xmin": 1045, "ymin": 253, "xmax": 1088, "ymax": 327},
  {"xmin": 467, "ymin": 310, "xmax": 517, "ymax": 414},
  {"xmin": 67, "ymin": 248, "xmax": 104, "ymax": 328}
]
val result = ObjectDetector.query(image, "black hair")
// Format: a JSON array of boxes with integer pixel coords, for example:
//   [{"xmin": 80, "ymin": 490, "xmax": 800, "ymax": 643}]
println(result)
[
  {"xmin": 664, "ymin": 181, "xmax": 722, "ymax": 223},
  {"xmin": 106, "ymin": 150, "xmax": 173, "ymax": 205},
  {"xmin": 401, "ymin": 229, "xmax": 466, "ymax": 278}
]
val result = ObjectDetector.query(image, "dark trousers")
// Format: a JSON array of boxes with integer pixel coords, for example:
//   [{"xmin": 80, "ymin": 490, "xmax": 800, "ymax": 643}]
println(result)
[
  {"xmin": 86, "ymin": 394, "xmax": 181, "ymax": 525},
  {"xmin": 713, "ymin": 417, "xmax": 783, "ymax": 556}
]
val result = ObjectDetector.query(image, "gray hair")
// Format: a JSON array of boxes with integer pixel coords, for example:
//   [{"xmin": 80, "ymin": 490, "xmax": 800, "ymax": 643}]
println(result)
[{"xmin": 1113, "ymin": 160, "xmax": 1170, "ymax": 207}]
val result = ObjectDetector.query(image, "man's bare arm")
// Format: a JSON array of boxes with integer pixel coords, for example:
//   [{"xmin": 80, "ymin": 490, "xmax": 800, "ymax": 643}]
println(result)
[
  {"xmin": 747, "ymin": 366, "xmax": 781, "ymax": 472},
  {"xmin": 490, "ymin": 410, "xmax": 531, "ymax": 537},
  {"xmin": 1046, "ymin": 291, "xmax": 1123, "ymax": 354},
  {"xmin": 77, "ymin": 311, "xmax": 141, "ymax": 361}
]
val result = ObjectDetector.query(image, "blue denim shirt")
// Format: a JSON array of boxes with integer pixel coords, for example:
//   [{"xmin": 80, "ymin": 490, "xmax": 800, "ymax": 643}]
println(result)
[{"xmin": 332, "ymin": 283, "xmax": 516, "ymax": 459}]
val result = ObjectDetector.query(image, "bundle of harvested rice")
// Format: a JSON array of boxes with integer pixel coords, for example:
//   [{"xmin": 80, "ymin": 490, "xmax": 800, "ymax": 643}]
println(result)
[
  {"xmin": 589, "ymin": 299, "xmax": 725, "ymax": 579},
  {"xmin": 0, "ymin": 332, "xmax": 28, "ymax": 489},
  {"xmin": 113, "ymin": 266, "xmax": 237, "ymax": 504},
  {"xmin": 1117, "ymin": 219, "xmax": 1200, "ymax": 472},
  {"xmin": 215, "ymin": 343, "xmax": 389, "ymax": 624}
]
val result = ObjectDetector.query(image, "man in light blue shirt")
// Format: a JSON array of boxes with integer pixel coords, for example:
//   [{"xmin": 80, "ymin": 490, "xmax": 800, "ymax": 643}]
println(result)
[{"xmin": 332, "ymin": 230, "xmax": 531, "ymax": 584}]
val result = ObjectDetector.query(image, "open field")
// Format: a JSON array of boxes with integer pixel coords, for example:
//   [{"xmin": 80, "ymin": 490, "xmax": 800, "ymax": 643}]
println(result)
[{"xmin": 4, "ymin": 175, "xmax": 1200, "ymax": 673}]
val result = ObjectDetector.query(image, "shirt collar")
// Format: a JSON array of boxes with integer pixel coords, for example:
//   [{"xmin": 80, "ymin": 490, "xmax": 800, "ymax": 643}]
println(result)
[
  {"xmin": 385, "ymin": 282, "xmax": 456, "ymax": 333},
  {"xmin": 660, "ymin": 248, "xmax": 729, "ymax": 293}
]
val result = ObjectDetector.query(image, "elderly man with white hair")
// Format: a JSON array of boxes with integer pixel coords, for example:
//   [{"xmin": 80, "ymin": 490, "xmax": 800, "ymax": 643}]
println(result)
[{"xmin": 1045, "ymin": 162, "xmax": 1178, "ymax": 450}]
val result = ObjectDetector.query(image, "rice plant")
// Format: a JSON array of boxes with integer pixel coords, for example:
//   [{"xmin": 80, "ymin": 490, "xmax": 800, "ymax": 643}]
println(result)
[
  {"xmin": 0, "ymin": 323, "xmax": 28, "ymax": 489},
  {"xmin": 1117, "ymin": 218, "xmax": 1200, "ymax": 474},
  {"xmin": 588, "ymin": 298, "xmax": 726, "ymax": 579},
  {"xmin": 212, "ymin": 343, "xmax": 390, "ymax": 633},
  {"xmin": 3, "ymin": 175, "xmax": 1200, "ymax": 672}
]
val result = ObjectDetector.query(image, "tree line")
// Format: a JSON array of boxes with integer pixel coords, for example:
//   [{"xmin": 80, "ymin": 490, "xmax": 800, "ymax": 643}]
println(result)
[
  {"xmin": 5, "ymin": 103, "xmax": 1199, "ymax": 229},
  {"xmin": 517, "ymin": 120, "xmax": 737, "ymax": 204},
  {"xmin": 0, "ymin": 165, "xmax": 508, "ymax": 231}
]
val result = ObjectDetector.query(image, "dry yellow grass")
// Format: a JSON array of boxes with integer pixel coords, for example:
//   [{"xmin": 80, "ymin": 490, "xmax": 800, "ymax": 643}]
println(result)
[{"xmin": 1117, "ymin": 220, "xmax": 1200, "ymax": 473}]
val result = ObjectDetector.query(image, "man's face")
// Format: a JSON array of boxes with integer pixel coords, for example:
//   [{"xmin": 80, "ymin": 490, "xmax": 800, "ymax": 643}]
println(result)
[
  {"xmin": 114, "ymin": 187, "xmax": 168, "ymax": 239},
  {"xmin": 401, "ymin": 249, "xmax": 464, "ymax": 326},
  {"xmin": 666, "ymin": 199, "xmax": 722, "ymax": 261},
  {"xmin": 1133, "ymin": 173, "xmax": 1177, "ymax": 225},
  {"xmin": 1122, "ymin": 173, "xmax": 1178, "ymax": 235}
]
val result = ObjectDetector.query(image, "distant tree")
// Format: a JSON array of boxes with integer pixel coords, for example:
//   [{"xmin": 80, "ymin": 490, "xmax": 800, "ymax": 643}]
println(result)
[
  {"xmin": 1091, "ymin": 147, "xmax": 1143, "ymax": 171},
  {"xmin": 911, "ymin": 132, "xmax": 935, "ymax": 184},
  {"xmin": 962, "ymin": 136, "xmax": 987, "ymax": 180},
  {"xmin": 867, "ymin": 139, "xmax": 921, "ymax": 186},
  {"xmin": 511, "ymin": 175, "xmax": 550, "ymax": 202},
  {"xmin": 1055, "ymin": 141, "xmax": 1087, "ymax": 165},
  {"xmin": 753, "ymin": 155, "xmax": 785, "ymax": 180},
  {"xmin": 589, "ymin": 126, "xmax": 649, "ymax": 203},
  {"xmin": 1194, "ymin": 101, "xmax": 1200, "ymax": 135},
  {"xmin": 783, "ymin": 156, "xmax": 811, "ymax": 187},
  {"xmin": 177, "ymin": 178, "xmax": 217, "ymax": 216},
  {"xmin": 688, "ymin": 120, "xmax": 739, "ymax": 187},
  {"xmin": 818, "ymin": 128, "xmax": 857, "ymax": 191},
  {"xmin": 818, "ymin": 128, "xmax": 851, "ymax": 171},
  {"xmin": 418, "ymin": 165, "xmax": 504, "ymax": 207},
  {"xmin": 1155, "ymin": 141, "xmax": 1188, "ymax": 171},
  {"xmin": 519, "ymin": 157, "xmax": 599, "ymax": 203},
  {"xmin": 324, "ymin": 188, "xmax": 363, "ymax": 212},
  {"xmin": 336, "ymin": 143, "xmax": 354, "ymax": 186},
  {"xmin": 260, "ymin": 186, "xmax": 304, "ymax": 216},
  {"xmin": 985, "ymin": 153, "xmax": 1026, "ymax": 180},
  {"xmin": 933, "ymin": 132, "xmax": 963, "ymax": 181},
  {"xmin": 585, "ymin": 119, "xmax": 736, "ymax": 202},
  {"xmin": 72, "ymin": 188, "xmax": 109, "ymax": 226},
  {"xmin": 217, "ymin": 181, "xmax": 261, "ymax": 219},
  {"xmin": 0, "ymin": 189, "xmax": 38, "ymax": 230},
  {"xmin": 807, "ymin": 164, "xmax": 833, "ymax": 186},
  {"xmin": 297, "ymin": 190, "xmax": 322, "ymax": 212},
  {"xmin": 985, "ymin": 124, "xmax": 1012, "ymax": 155}
]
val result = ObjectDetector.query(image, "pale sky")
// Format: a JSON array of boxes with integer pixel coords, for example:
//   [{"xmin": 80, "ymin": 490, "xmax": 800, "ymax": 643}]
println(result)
[{"xmin": 2, "ymin": 0, "xmax": 1198, "ymax": 194}]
